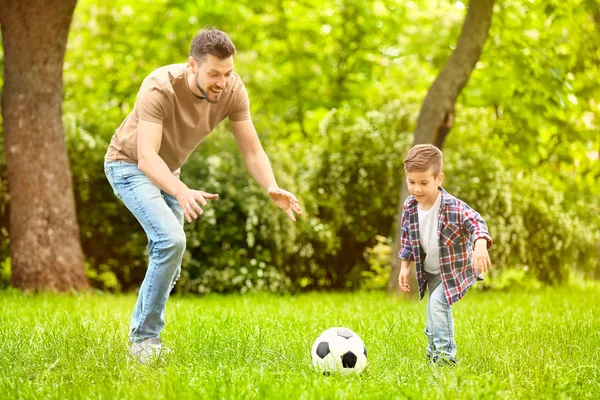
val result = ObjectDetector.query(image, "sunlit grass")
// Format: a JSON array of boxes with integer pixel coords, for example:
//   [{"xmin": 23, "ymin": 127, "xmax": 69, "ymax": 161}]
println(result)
[{"xmin": 1, "ymin": 286, "xmax": 598, "ymax": 399}]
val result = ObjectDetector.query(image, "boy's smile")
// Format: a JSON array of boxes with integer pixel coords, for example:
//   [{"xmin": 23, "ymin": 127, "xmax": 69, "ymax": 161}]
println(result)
[{"xmin": 406, "ymin": 168, "xmax": 444, "ymax": 209}]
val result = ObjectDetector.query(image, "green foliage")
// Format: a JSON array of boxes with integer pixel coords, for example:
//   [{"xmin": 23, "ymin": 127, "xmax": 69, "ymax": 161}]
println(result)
[
  {"xmin": 0, "ymin": 257, "xmax": 10, "ymax": 290},
  {"xmin": 444, "ymin": 107, "xmax": 600, "ymax": 284},
  {"xmin": 84, "ymin": 262, "xmax": 121, "ymax": 292},
  {"xmin": 362, "ymin": 235, "xmax": 392, "ymax": 290},
  {"xmin": 169, "ymin": 128, "xmax": 297, "ymax": 294},
  {"xmin": 0, "ymin": 0, "xmax": 598, "ymax": 291},
  {"xmin": 161, "ymin": 101, "xmax": 412, "ymax": 292},
  {"xmin": 466, "ymin": 0, "xmax": 600, "ymax": 183},
  {"xmin": 305, "ymin": 103, "xmax": 412, "ymax": 288},
  {"xmin": 480, "ymin": 266, "xmax": 543, "ymax": 291}
]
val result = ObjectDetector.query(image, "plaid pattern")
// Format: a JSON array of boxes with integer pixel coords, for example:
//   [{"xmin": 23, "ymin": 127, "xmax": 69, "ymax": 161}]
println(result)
[{"xmin": 399, "ymin": 188, "xmax": 493, "ymax": 305}]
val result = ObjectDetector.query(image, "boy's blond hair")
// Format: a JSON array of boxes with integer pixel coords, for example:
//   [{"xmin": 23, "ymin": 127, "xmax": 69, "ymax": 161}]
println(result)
[{"xmin": 404, "ymin": 144, "xmax": 443, "ymax": 176}]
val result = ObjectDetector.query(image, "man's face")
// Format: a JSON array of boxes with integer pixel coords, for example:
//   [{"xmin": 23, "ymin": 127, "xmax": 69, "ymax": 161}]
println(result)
[
  {"xmin": 189, "ymin": 54, "xmax": 234, "ymax": 103},
  {"xmin": 406, "ymin": 168, "xmax": 444, "ymax": 206}
]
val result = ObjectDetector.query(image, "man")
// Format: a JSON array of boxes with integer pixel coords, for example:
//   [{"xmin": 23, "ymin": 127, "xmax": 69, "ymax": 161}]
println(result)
[{"xmin": 104, "ymin": 29, "xmax": 302, "ymax": 363}]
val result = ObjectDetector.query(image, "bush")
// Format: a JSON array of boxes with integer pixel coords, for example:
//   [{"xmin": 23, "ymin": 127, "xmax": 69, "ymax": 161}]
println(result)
[
  {"xmin": 303, "ymin": 102, "xmax": 413, "ymax": 289},
  {"xmin": 443, "ymin": 107, "xmax": 599, "ymax": 284}
]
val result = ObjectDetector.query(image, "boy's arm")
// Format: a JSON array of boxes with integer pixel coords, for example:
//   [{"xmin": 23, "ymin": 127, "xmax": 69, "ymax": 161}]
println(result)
[
  {"xmin": 398, "ymin": 201, "xmax": 414, "ymax": 261},
  {"xmin": 398, "ymin": 259, "xmax": 413, "ymax": 292},
  {"xmin": 461, "ymin": 203, "xmax": 493, "ymax": 273},
  {"xmin": 461, "ymin": 204, "xmax": 493, "ymax": 249},
  {"xmin": 398, "ymin": 200, "xmax": 415, "ymax": 291}
]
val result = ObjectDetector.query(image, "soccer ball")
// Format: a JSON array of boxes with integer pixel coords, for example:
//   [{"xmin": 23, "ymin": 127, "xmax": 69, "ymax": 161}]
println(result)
[{"xmin": 311, "ymin": 327, "xmax": 367, "ymax": 374}]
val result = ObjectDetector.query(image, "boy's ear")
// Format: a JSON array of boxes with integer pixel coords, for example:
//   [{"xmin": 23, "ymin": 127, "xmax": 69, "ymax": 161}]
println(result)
[{"xmin": 437, "ymin": 172, "xmax": 444, "ymax": 186}]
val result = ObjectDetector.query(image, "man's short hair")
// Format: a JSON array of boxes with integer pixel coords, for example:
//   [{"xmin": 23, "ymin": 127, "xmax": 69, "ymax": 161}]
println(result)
[
  {"xmin": 404, "ymin": 144, "xmax": 443, "ymax": 176},
  {"xmin": 190, "ymin": 28, "xmax": 236, "ymax": 63}
]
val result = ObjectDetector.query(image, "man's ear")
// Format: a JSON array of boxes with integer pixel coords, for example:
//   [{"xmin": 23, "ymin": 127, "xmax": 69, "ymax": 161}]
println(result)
[{"xmin": 187, "ymin": 56, "xmax": 196, "ymax": 70}]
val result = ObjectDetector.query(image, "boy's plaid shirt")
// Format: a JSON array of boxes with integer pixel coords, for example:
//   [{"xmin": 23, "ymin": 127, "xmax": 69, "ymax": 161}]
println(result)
[{"xmin": 399, "ymin": 187, "xmax": 493, "ymax": 305}]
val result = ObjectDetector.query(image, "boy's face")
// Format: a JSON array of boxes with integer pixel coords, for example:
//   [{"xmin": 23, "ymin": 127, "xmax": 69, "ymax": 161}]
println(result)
[{"xmin": 406, "ymin": 168, "xmax": 444, "ymax": 207}]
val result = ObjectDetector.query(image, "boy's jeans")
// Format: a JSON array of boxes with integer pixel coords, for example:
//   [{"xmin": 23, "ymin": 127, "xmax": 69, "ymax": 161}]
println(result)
[
  {"xmin": 104, "ymin": 160, "xmax": 185, "ymax": 343},
  {"xmin": 425, "ymin": 272, "xmax": 457, "ymax": 363}
]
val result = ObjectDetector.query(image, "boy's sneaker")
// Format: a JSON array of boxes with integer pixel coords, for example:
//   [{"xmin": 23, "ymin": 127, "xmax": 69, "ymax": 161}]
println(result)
[{"xmin": 129, "ymin": 337, "xmax": 169, "ymax": 364}]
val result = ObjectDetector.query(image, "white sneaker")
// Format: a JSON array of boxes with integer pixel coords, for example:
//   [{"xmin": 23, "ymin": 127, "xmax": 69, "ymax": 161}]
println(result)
[{"xmin": 129, "ymin": 337, "xmax": 166, "ymax": 364}]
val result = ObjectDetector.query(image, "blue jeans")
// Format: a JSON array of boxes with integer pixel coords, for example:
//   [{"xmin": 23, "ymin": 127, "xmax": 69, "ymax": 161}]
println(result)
[
  {"xmin": 425, "ymin": 272, "xmax": 457, "ymax": 363},
  {"xmin": 104, "ymin": 160, "xmax": 185, "ymax": 342}
]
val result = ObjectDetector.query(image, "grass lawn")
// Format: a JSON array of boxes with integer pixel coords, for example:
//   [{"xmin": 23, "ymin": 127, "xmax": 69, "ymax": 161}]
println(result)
[{"xmin": 1, "ymin": 285, "xmax": 598, "ymax": 399}]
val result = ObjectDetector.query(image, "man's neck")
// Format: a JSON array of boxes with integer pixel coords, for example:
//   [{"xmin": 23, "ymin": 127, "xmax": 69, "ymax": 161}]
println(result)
[{"xmin": 185, "ymin": 66, "xmax": 205, "ymax": 99}]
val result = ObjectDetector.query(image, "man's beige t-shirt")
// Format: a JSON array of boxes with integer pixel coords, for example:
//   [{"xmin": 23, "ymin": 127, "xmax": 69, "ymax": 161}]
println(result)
[{"xmin": 105, "ymin": 63, "xmax": 251, "ymax": 172}]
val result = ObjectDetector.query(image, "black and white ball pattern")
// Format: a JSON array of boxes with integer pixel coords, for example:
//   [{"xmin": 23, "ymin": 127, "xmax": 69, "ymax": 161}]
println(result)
[{"xmin": 311, "ymin": 327, "xmax": 367, "ymax": 374}]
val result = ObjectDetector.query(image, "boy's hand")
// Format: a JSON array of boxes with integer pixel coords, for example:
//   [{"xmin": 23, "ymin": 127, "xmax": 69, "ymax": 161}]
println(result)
[
  {"xmin": 399, "ymin": 265, "xmax": 411, "ymax": 292},
  {"xmin": 473, "ymin": 239, "xmax": 492, "ymax": 274}
]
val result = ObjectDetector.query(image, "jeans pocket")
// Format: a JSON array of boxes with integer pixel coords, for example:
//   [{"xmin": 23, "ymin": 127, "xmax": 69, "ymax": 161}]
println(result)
[{"xmin": 104, "ymin": 165, "xmax": 123, "ymax": 200}]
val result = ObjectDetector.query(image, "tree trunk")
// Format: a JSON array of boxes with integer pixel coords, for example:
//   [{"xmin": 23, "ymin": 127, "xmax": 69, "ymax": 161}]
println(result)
[
  {"xmin": 387, "ymin": 0, "xmax": 495, "ymax": 294},
  {"xmin": 0, "ymin": 0, "xmax": 89, "ymax": 291}
]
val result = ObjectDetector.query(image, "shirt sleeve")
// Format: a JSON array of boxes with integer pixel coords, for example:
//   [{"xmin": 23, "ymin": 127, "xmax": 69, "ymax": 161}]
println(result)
[
  {"xmin": 460, "ymin": 202, "xmax": 493, "ymax": 249},
  {"xmin": 399, "ymin": 199, "xmax": 414, "ymax": 261},
  {"xmin": 137, "ymin": 82, "xmax": 171, "ymax": 124},
  {"xmin": 228, "ymin": 80, "xmax": 251, "ymax": 122}
]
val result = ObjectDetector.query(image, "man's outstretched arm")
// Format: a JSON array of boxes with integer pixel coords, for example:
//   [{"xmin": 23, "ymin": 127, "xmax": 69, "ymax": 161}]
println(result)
[{"xmin": 230, "ymin": 119, "xmax": 302, "ymax": 221}]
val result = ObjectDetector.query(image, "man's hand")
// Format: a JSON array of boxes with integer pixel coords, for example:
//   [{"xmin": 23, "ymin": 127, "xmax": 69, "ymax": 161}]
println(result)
[
  {"xmin": 399, "ymin": 263, "xmax": 411, "ymax": 293},
  {"xmin": 175, "ymin": 188, "xmax": 219, "ymax": 223},
  {"xmin": 473, "ymin": 239, "xmax": 492, "ymax": 274},
  {"xmin": 268, "ymin": 186, "xmax": 302, "ymax": 221}
]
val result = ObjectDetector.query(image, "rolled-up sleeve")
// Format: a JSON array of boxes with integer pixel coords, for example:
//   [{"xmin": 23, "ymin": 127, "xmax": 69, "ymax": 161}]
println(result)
[{"xmin": 461, "ymin": 203, "xmax": 493, "ymax": 249}]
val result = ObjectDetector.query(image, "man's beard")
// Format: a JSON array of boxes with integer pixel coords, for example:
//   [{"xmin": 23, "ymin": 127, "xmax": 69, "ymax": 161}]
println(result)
[{"xmin": 195, "ymin": 72, "xmax": 222, "ymax": 104}]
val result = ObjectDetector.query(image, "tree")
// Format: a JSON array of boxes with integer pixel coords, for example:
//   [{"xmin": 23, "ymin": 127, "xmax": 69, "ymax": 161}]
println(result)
[
  {"xmin": 387, "ymin": 0, "xmax": 495, "ymax": 294},
  {"xmin": 0, "ymin": 0, "xmax": 89, "ymax": 291}
]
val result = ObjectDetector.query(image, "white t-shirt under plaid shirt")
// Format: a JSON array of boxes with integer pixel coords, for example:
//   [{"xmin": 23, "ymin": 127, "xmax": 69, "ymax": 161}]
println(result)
[{"xmin": 418, "ymin": 192, "xmax": 442, "ymax": 275}]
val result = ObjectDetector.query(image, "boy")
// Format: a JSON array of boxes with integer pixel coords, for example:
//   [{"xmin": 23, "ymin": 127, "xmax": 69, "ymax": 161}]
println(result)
[{"xmin": 398, "ymin": 144, "xmax": 492, "ymax": 365}]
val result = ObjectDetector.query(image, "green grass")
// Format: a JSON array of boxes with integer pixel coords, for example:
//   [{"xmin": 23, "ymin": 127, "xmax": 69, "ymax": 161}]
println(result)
[{"xmin": 1, "ymin": 285, "xmax": 599, "ymax": 399}]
